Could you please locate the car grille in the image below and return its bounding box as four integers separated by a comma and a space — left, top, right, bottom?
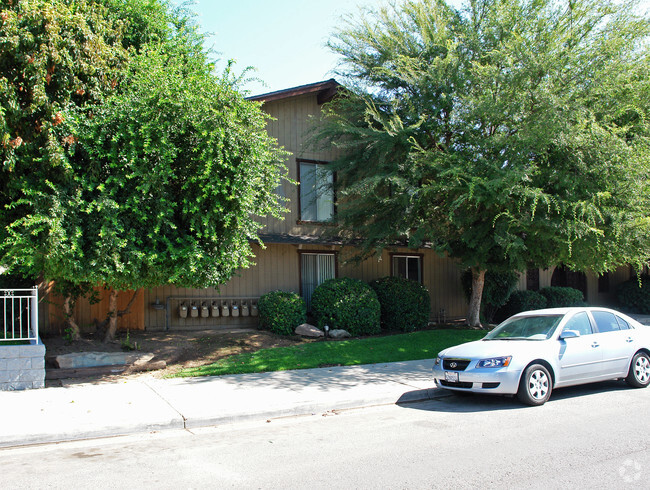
442, 358, 471, 371
440, 380, 473, 389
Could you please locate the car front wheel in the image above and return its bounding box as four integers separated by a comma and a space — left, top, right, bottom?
626, 351, 650, 388
517, 364, 552, 406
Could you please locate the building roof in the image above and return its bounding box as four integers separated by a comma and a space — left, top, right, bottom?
256, 233, 344, 246
247, 79, 340, 105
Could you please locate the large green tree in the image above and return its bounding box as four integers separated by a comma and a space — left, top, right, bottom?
316, 0, 650, 326
1, 0, 288, 340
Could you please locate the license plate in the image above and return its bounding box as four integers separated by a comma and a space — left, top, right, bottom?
445, 371, 459, 383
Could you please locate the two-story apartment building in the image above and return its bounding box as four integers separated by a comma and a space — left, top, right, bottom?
137, 79, 469, 330
44, 79, 634, 333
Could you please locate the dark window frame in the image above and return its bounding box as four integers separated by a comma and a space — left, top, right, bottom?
390, 253, 424, 283
526, 268, 540, 291
297, 158, 336, 224
298, 250, 338, 305
598, 272, 611, 294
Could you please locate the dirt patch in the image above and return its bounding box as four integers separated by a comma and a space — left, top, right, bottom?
42, 328, 312, 386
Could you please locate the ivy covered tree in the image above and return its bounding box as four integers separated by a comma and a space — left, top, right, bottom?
315, 0, 650, 326
1, 0, 288, 340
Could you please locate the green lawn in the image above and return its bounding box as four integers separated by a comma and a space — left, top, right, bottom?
171, 329, 485, 378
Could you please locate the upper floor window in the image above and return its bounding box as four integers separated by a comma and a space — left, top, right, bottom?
391, 254, 422, 283
299, 160, 334, 222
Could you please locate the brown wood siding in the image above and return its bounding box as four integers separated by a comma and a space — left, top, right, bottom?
330, 246, 468, 321
257, 93, 340, 237
47, 286, 144, 334
141, 244, 469, 331
144, 244, 300, 330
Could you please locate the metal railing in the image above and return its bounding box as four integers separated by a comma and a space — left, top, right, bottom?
1, 287, 39, 344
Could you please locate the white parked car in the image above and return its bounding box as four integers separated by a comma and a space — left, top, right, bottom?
432, 307, 650, 405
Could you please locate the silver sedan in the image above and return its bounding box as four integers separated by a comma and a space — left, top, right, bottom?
432, 307, 650, 405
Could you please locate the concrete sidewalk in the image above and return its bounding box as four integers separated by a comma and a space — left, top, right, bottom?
0, 359, 441, 449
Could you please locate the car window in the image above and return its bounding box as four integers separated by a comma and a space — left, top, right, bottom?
485, 315, 563, 340
591, 311, 620, 333
562, 311, 593, 336
615, 315, 630, 330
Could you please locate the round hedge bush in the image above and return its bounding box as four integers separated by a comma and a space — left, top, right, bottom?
370, 276, 430, 332
311, 277, 381, 336
616, 275, 650, 314
495, 290, 547, 323
539, 286, 584, 308
257, 290, 307, 335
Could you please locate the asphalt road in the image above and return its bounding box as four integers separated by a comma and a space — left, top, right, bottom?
3, 380, 649, 489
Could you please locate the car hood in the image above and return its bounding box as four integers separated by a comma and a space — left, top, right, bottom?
439, 339, 550, 359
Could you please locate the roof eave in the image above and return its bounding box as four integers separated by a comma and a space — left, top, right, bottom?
247, 79, 340, 105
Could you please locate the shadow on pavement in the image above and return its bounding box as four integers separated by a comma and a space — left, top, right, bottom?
397, 380, 630, 413
166, 361, 434, 393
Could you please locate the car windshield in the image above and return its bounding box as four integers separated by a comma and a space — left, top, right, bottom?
484, 315, 563, 341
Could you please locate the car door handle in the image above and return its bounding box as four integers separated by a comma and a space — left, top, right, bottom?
591, 342, 600, 348
626, 338, 634, 343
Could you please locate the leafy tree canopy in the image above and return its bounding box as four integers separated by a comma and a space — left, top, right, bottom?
315, 0, 650, 325
0, 0, 288, 338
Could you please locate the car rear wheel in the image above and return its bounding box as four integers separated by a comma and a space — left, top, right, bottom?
625, 352, 650, 388
517, 364, 552, 406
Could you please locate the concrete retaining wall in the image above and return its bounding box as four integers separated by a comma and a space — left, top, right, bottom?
0, 340, 46, 391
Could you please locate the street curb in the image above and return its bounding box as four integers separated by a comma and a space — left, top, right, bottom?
1, 360, 444, 449
182, 387, 447, 429
0, 418, 185, 449
0, 390, 441, 448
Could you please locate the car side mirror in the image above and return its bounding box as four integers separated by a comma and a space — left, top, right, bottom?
560, 330, 580, 339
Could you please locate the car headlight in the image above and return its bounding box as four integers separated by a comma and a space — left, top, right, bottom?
434, 357, 441, 366
476, 356, 512, 368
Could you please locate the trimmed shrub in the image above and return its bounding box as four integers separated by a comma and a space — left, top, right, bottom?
616, 275, 650, 314
311, 278, 381, 336
496, 290, 548, 322
257, 291, 307, 336
539, 286, 584, 308
461, 269, 519, 323
370, 276, 430, 332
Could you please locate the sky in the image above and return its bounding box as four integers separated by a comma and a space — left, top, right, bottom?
179, 0, 650, 97
177, 0, 391, 96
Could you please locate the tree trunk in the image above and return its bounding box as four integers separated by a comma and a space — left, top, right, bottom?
103, 288, 119, 343
467, 267, 486, 328
62, 294, 81, 341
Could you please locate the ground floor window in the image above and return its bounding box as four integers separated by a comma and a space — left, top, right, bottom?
551, 265, 587, 298
300, 252, 336, 310
391, 254, 422, 283
598, 271, 610, 293
526, 268, 540, 291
